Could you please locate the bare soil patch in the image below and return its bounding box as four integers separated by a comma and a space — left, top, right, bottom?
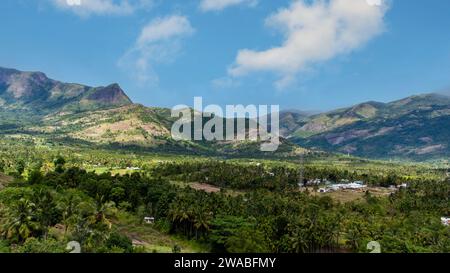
189, 183, 221, 193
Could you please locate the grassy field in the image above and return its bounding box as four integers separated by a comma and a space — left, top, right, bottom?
308, 187, 396, 203
113, 211, 209, 253
85, 167, 143, 176
169, 180, 245, 197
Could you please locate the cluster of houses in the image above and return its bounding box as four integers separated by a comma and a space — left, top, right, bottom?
304, 179, 325, 186
317, 181, 367, 193
299, 179, 368, 193
299, 178, 412, 194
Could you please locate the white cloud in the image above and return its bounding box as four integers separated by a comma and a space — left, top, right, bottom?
200, 0, 258, 12
229, 0, 389, 89
50, 0, 152, 16
118, 15, 195, 85
137, 15, 195, 45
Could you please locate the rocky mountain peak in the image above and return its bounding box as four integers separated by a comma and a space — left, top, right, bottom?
87, 83, 132, 105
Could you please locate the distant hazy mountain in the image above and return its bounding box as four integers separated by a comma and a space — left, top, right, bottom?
288, 94, 450, 159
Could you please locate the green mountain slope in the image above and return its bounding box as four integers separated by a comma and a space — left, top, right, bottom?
0, 67, 132, 117
0, 67, 302, 157
5, 66, 448, 159
290, 94, 450, 159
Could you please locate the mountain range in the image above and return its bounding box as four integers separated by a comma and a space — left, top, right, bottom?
283, 94, 450, 159
1, 66, 449, 160
0, 67, 302, 157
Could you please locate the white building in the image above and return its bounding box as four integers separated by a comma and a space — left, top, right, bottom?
329, 182, 367, 191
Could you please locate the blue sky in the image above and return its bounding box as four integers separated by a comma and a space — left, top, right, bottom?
1, 0, 450, 111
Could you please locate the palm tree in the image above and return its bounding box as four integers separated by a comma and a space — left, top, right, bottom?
1, 198, 40, 243
33, 188, 57, 238
193, 208, 212, 239
56, 191, 83, 236
92, 195, 114, 229
70, 196, 114, 252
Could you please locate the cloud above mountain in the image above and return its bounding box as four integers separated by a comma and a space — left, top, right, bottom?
118, 15, 195, 85
228, 0, 389, 89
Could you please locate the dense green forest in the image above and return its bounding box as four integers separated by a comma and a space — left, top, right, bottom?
0, 144, 448, 253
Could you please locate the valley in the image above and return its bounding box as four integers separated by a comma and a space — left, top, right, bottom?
0, 67, 449, 254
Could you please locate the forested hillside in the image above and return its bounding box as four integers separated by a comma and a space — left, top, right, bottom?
0, 158, 448, 253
